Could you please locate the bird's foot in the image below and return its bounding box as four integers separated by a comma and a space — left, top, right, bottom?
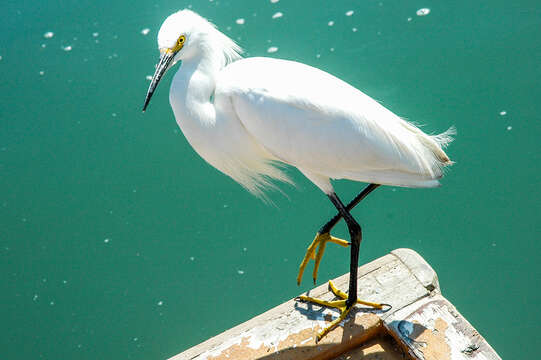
297, 232, 349, 285
296, 280, 387, 342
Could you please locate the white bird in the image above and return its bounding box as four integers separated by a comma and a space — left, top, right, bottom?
143, 9, 454, 341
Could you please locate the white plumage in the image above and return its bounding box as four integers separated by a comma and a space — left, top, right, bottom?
144, 9, 454, 198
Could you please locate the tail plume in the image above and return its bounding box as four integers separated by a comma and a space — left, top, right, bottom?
430, 126, 456, 164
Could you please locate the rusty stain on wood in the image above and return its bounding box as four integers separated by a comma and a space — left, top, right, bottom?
409, 318, 451, 360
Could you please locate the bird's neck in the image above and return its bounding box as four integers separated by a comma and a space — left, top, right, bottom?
169, 49, 233, 165
170, 53, 221, 129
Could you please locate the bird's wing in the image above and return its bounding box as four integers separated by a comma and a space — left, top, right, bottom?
216, 57, 449, 187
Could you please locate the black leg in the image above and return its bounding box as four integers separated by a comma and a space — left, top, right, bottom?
296, 183, 380, 286
327, 192, 363, 308
319, 183, 380, 235
295, 185, 389, 341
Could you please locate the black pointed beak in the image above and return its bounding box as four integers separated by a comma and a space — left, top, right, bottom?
142, 51, 176, 112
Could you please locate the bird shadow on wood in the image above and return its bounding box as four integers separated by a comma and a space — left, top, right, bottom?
242, 334, 405, 360
246, 346, 392, 360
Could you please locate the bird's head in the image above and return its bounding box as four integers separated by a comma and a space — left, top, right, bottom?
142, 9, 241, 112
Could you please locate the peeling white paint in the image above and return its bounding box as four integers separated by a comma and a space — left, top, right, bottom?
196, 310, 314, 358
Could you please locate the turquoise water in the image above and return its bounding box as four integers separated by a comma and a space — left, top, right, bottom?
2, 0, 540, 359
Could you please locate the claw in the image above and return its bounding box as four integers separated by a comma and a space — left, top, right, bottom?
312, 240, 327, 284
297, 233, 349, 285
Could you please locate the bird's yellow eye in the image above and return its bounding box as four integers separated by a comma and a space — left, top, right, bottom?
171, 35, 186, 52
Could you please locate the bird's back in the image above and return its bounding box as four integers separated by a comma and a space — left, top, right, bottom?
215, 57, 454, 189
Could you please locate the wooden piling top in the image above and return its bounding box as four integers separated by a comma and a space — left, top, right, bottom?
169, 248, 501, 360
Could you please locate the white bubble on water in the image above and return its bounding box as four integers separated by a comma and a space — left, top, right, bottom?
157, 300, 163, 306
62, 45, 72, 52
236, 18, 245, 25
141, 28, 150, 35
39, 71, 44, 76
33, 294, 39, 301
272, 12, 283, 19
43, 31, 54, 39
270, 0, 279, 3
267, 46, 278, 53
103, 238, 110, 243
499, 110, 507, 116
189, 256, 195, 261
237, 270, 245, 275
416, 8, 430, 16
407, 17, 413, 22
345, 10, 354, 16
328, 21, 334, 26
506, 126, 512, 131
92, 32, 99, 37
352, 27, 358, 32
146, 75, 152, 81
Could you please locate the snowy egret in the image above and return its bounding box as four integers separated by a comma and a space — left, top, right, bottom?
142, 9, 454, 341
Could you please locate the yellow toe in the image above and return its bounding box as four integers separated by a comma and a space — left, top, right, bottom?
297, 233, 349, 285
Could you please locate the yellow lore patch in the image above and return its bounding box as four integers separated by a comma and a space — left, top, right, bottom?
160, 35, 185, 54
